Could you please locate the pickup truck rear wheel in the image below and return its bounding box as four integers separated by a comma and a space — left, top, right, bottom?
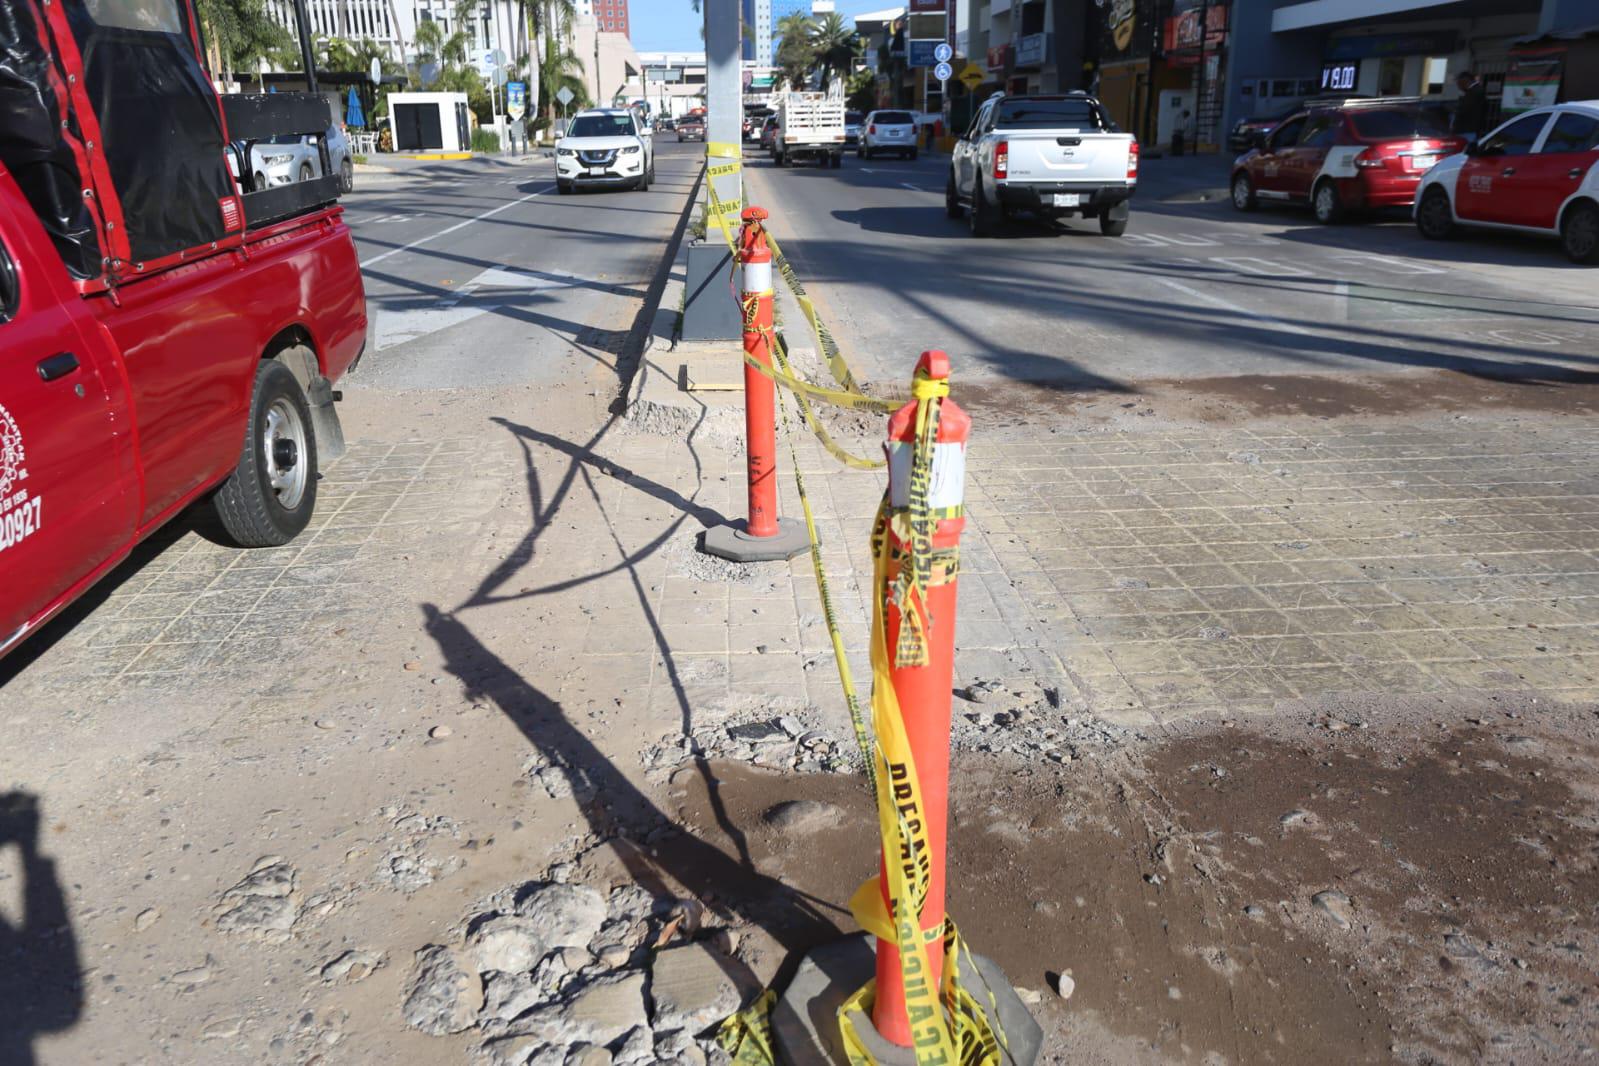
1099, 213, 1129, 237
945, 171, 963, 219
213, 360, 318, 547
968, 183, 997, 237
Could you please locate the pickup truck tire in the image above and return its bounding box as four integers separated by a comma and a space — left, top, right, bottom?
968, 183, 997, 237
1231, 173, 1257, 211
213, 360, 318, 548
945, 172, 963, 219
830, 153, 843, 169
1098, 214, 1129, 237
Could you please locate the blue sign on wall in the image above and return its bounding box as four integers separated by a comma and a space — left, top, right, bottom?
908, 39, 943, 68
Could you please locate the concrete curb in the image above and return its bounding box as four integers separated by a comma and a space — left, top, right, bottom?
624, 167, 745, 444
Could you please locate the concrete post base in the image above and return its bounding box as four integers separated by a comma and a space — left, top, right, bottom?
701, 518, 809, 563
770, 934, 1043, 1066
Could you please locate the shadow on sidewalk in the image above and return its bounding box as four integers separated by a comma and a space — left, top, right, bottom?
0, 792, 82, 1066
425, 401, 862, 1000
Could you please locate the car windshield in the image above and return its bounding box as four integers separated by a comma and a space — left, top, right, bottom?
995, 98, 1104, 130
569, 114, 634, 137
1349, 108, 1452, 139
876, 111, 913, 124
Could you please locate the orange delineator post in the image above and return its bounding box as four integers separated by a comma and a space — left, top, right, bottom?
872, 350, 970, 1046
739, 206, 779, 539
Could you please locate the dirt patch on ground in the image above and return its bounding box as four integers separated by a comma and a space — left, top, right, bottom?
666, 706, 1599, 1064
948, 371, 1599, 431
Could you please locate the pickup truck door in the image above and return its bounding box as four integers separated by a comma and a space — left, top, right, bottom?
0, 218, 134, 647
956, 103, 992, 198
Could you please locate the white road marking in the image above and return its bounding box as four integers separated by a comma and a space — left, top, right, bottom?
1160, 232, 1222, 246
1153, 276, 1315, 336
1209, 256, 1314, 277
900, 182, 938, 193
373, 265, 593, 350
359, 184, 555, 268
1327, 253, 1447, 275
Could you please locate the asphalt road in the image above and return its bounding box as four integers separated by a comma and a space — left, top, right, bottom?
741, 148, 1599, 396
340, 139, 701, 391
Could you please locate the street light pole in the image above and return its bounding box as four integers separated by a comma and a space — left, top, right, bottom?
705, 0, 741, 240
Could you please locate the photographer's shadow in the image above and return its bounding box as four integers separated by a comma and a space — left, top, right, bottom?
0, 792, 81, 1066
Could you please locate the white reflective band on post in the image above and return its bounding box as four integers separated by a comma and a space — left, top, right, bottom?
886, 440, 966, 510
743, 259, 773, 294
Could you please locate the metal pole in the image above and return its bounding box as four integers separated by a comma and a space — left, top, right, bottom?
1196, 0, 1209, 155
289, 0, 319, 93
705, 0, 742, 240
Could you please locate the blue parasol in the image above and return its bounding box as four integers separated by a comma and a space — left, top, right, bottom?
345, 86, 365, 129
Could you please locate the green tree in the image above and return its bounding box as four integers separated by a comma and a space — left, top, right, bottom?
845, 67, 876, 112
195, 0, 291, 83
807, 12, 861, 93
772, 12, 815, 91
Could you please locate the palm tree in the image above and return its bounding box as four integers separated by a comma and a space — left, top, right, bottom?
807, 12, 861, 94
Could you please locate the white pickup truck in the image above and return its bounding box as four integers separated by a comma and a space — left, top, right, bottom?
774, 93, 846, 169
947, 92, 1138, 237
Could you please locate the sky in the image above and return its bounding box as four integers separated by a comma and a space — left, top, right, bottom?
629, 0, 893, 54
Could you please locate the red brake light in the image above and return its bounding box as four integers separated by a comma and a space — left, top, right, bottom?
994, 140, 1008, 180
1355, 147, 1384, 168
1128, 139, 1139, 179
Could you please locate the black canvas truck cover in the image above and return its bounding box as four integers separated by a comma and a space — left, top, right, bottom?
1, 0, 237, 281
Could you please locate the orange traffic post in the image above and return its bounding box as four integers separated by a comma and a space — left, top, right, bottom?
872, 349, 969, 1046
702, 205, 808, 563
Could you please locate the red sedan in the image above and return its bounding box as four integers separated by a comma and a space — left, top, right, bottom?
1231, 100, 1465, 224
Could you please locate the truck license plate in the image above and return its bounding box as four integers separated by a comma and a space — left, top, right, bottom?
1052, 193, 1081, 207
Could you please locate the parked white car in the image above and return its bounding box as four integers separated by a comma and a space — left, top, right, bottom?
242, 125, 353, 191
249, 133, 320, 188
948, 92, 1138, 238
555, 108, 655, 193
859, 109, 918, 160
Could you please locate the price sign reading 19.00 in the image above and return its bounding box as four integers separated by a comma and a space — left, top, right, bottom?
1321, 62, 1357, 93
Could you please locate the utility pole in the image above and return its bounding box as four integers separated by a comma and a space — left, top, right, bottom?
704, 0, 741, 239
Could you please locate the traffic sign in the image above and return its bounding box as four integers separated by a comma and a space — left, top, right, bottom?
933, 60, 953, 83
556, 86, 574, 106
933, 42, 953, 64
957, 62, 984, 90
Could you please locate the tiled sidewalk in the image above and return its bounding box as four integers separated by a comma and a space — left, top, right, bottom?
591, 415, 1599, 735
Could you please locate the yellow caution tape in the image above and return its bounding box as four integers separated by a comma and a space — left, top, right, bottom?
707, 172, 1009, 1066
707, 141, 742, 160
716, 990, 778, 1064
837, 368, 1005, 1066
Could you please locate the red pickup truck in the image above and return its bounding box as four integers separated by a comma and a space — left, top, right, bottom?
0, 0, 367, 658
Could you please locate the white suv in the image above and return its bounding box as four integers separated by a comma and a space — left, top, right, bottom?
859, 109, 917, 160
556, 108, 655, 193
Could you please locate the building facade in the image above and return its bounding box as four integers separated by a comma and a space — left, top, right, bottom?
964, 0, 1597, 154
743, 0, 774, 64
263, 0, 530, 83
593, 0, 630, 36
626, 51, 710, 119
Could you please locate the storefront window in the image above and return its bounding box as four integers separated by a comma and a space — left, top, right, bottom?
1377, 58, 1404, 97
